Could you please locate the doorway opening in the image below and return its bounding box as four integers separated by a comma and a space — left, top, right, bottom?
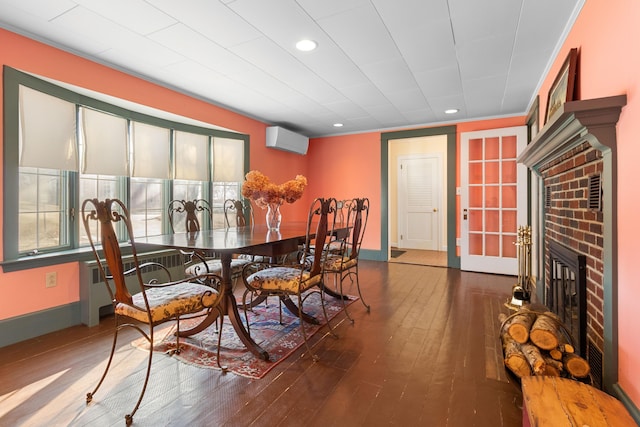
382, 126, 458, 268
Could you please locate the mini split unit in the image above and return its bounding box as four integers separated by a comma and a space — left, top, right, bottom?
265, 126, 309, 155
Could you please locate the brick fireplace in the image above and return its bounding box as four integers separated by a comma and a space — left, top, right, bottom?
518, 95, 625, 391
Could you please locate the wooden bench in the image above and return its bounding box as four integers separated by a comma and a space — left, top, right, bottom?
522, 376, 636, 426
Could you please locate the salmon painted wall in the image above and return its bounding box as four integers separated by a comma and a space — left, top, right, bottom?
306, 132, 381, 250
0, 29, 309, 320
541, 0, 640, 408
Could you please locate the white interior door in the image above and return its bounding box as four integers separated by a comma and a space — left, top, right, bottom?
460, 126, 527, 274
398, 156, 441, 250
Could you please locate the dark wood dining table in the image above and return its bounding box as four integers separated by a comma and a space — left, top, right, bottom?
139, 222, 342, 361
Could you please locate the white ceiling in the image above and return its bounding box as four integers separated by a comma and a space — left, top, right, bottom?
0, 0, 583, 137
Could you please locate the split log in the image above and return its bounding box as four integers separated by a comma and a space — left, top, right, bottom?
559, 343, 575, 354
501, 307, 537, 344
521, 343, 546, 375
501, 332, 531, 378
542, 356, 564, 376
529, 313, 563, 350
563, 353, 591, 378
549, 348, 563, 361
550, 342, 575, 361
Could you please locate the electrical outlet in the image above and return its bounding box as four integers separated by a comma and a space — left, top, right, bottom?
45, 272, 57, 288
456, 238, 461, 246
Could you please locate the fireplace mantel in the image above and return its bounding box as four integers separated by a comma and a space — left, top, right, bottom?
518, 95, 626, 170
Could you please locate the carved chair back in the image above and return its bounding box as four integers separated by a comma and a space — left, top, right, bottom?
223, 199, 254, 228
81, 198, 141, 306
168, 199, 212, 233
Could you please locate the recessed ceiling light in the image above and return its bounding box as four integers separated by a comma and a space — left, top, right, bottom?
444, 108, 459, 114
333, 123, 343, 127
296, 39, 317, 52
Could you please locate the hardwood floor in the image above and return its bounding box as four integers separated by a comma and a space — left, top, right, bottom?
0, 261, 523, 426
389, 248, 448, 267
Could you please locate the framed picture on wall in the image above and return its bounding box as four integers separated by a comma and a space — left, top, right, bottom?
545, 48, 578, 124
526, 95, 540, 142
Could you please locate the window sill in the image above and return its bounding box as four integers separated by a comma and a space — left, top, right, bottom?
0, 244, 170, 273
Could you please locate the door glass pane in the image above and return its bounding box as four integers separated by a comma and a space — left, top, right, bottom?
502, 135, 517, 158
469, 186, 483, 208
502, 185, 517, 209
486, 234, 500, 256
486, 186, 500, 208
485, 162, 499, 184
502, 160, 517, 183
502, 235, 517, 258
469, 163, 483, 185
469, 138, 483, 161
485, 210, 499, 232
502, 210, 517, 233
485, 137, 500, 160
469, 210, 483, 232
469, 233, 483, 255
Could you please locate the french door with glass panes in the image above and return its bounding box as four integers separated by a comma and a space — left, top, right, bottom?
460, 126, 527, 274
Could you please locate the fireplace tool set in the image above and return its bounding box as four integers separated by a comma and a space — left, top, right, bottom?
507, 225, 532, 309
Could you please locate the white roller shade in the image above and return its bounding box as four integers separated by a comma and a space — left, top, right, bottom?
81, 107, 129, 176
213, 137, 244, 182
175, 131, 209, 181
19, 85, 77, 170
131, 121, 171, 179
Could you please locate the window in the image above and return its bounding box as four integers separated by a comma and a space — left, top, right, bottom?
3, 67, 248, 269
18, 167, 69, 254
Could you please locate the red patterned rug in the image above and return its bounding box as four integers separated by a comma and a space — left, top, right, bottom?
133, 292, 357, 379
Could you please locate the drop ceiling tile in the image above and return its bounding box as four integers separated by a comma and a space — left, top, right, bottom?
0, 0, 76, 21
147, 0, 262, 48
74, 0, 176, 35
317, 4, 402, 66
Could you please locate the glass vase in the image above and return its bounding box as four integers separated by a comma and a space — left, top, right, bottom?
266, 203, 282, 231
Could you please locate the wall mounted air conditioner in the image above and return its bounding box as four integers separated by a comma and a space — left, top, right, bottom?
266, 126, 309, 155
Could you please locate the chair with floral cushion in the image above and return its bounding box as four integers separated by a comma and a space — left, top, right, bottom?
322, 197, 371, 322
168, 199, 247, 280
241, 197, 337, 361
82, 198, 226, 426
223, 198, 253, 227
168, 199, 221, 276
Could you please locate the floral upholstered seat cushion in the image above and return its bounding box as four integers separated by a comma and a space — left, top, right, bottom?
115, 282, 219, 323
185, 258, 249, 277
245, 266, 321, 293
323, 254, 357, 272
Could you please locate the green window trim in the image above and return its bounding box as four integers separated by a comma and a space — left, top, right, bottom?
2, 66, 250, 272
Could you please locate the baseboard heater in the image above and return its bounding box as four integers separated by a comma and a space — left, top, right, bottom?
79, 250, 185, 326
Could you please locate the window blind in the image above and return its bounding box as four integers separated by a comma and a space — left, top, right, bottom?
175, 131, 209, 181
131, 121, 171, 179
81, 107, 129, 176
19, 85, 78, 171
213, 137, 244, 182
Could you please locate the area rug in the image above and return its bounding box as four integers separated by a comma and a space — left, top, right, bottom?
133, 293, 357, 379
390, 249, 406, 258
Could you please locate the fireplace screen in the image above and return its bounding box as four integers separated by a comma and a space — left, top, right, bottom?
547, 241, 587, 356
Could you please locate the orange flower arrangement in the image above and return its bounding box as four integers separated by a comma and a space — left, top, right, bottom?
241, 170, 307, 208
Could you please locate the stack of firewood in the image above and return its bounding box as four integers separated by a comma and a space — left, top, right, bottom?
499, 307, 591, 380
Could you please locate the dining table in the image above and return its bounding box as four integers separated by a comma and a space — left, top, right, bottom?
138, 222, 347, 361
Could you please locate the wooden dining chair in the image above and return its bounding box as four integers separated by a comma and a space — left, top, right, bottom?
322, 197, 371, 322
82, 198, 226, 425
241, 197, 338, 361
